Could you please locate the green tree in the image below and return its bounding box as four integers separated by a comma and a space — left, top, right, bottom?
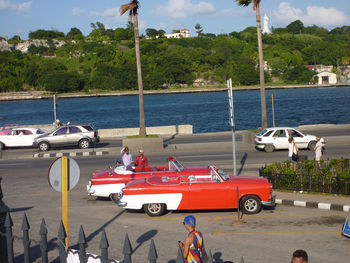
286, 20, 304, 34
235, 0, 267, 129
120, 0, 146, 136
29, 29, 65, 39
66, 27, 84, 40
195, 24, 203, 36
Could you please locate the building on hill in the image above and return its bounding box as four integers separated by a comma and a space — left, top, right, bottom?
164, 29, 190, 38
316, 71, 337, 84
262, 14, 270, 34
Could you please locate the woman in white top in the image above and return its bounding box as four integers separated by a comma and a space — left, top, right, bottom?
314, 136, 323, 168
288, 137, 298, 170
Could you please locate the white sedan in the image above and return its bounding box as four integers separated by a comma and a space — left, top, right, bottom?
0, 127, 46, 149
254, 127, 318, 152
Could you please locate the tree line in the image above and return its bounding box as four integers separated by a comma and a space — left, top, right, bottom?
1, 20, 349, 93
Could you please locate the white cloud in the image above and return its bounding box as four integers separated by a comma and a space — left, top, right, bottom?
156, 0, 216, 18
72, 6, 125, 22
72, 7, 85, 16
0, 0, 31, 13
272, 2, 350, 28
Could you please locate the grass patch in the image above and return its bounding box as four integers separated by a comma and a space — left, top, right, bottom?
126, 134, 159, 138
248, 128, 262, 133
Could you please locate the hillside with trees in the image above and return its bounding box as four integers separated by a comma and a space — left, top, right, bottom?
1, 21, 350, 93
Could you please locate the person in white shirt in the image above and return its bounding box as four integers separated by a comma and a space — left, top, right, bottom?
314, 136, 324, 168
120, 146, 133, 170
288, 137, 298, 170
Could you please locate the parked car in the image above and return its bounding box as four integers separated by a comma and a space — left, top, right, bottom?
33, 124, 99, 151
254, 127, 318, 152
0, 127, 46, 149
87, 157, 210, 200
117, 166, 275, 216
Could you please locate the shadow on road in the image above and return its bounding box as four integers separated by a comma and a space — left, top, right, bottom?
238, 153, 248, 176
132, 229, 158, 254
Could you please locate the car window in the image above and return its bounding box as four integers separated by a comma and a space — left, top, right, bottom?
23, 130, 33, 135
263, 130, 274, 137
82, 125, 93, 131
257, 129, 267, 136
289, 129, 303, 137
55, 127, 68, 135
36, 129, 45, 134
69, 126, 82, 134
273, 130, 286, 137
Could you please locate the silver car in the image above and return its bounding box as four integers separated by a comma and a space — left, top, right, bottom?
33, 124, 99, 151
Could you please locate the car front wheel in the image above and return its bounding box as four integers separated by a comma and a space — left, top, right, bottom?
79, 139, 90, 149
143, 203, 166, 217
240, 195, 261, 214
38, 142, 49, 151
308, 141, 316, 151
264, 144, 275, 153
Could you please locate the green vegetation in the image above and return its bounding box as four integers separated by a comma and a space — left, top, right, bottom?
1, 21, 350, 93
263, 159, 350, 194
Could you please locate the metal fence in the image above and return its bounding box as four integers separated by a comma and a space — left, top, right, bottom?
0, 212, 246, 263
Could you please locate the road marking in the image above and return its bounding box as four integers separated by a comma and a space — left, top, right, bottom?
215, 230, 341, 235
319, 203, 331, 210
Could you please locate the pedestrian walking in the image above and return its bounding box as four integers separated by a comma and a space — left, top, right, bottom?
135, 149, 148, 168
178, 215, 207, 263
120, 146, 133, 170
291, 249, 308, 263
314, 136, 323, 169
288, 137, 299, 170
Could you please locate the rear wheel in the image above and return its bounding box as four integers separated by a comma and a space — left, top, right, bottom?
79, 139, 90, 149
0, 142, 4, 150
264, 144, 274, 153
38, 142, 49, 151
110, 193, 119, 204
240, 195, 261, 214
308, 141, 316, 151
143, 203, 166, 217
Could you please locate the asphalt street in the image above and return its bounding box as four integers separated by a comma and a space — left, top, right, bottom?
1, 124, 350, 262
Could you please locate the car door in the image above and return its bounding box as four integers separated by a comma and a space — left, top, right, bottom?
288, 129, 307, 148
188, 175, 231, 209
271, 129, 289, 149
68, 126, 83, 145
50, 127, 68, 145
18, 129, 35, 146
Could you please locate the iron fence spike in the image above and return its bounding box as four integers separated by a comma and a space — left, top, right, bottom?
147, 239, 158, 262
100, 229, 109, 249
78, 225, 87, 244
4, 211, 13, 227
208, 249, 213, 263
40, 218, 47, 235
21, 213, 30, 231
58, 220, 67, 239
176, 246, 185, 263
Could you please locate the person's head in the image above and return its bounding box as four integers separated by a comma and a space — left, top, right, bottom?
288, 136, 294, 143
116, 159, 121, 166
183, 215, 196, 231
316, 136, 321, 141
124, 146, 129, 154
291, 249, 308, 263
138, 149, 144, 156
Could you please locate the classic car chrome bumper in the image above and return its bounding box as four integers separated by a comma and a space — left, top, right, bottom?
117, 192, 126, 207
118, 201, 127, 207
262, 194, 276, 207
86, 181, 95, 195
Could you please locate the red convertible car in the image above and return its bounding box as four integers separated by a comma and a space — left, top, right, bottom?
87, 157, 210, 200
118, 166, 275, 216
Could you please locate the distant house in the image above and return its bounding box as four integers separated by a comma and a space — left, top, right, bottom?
317, 71, 337, 85
164, 29, 190, 39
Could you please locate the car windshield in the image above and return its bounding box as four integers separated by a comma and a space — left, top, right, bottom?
36, 129, 45, 134
256, 129, 268, 136
169, 159, 185, 172
212, 167, 229, 181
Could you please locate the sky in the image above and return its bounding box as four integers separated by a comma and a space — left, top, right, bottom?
1, 0, 350, 40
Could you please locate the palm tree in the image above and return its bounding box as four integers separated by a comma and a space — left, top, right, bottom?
235, 0, 267, 129
120, 0, 147, 136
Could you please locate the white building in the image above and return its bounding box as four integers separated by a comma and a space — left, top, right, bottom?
262, 14, 270, 34
164, 29, 190, 39
317, 71, 337, 85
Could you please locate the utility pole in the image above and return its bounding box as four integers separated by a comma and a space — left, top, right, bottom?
227, 78, 237, 176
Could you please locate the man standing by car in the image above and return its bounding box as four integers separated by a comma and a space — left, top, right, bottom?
314, 136, 324, 169
135, 149, 148, 168
120, 146, 133, 170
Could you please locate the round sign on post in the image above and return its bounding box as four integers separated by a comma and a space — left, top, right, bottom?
48, 157, 80, 192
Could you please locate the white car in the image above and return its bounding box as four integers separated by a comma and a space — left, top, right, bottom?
254, 127, 317, 152
0, 127, 46, 149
